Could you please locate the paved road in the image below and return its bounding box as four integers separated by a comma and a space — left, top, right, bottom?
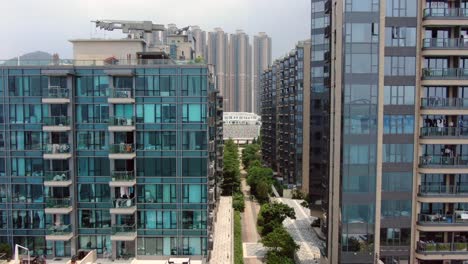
211, 196, 233, 264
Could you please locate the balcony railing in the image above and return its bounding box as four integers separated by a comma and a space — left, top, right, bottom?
45, 87, 69, 98
419, 184, 468, 195
43, 116, 70, 126
111, 171, 135, 181
420, 155, 468, 167
421, 97, 468, 108
422, 68, 468, 79
45, 197, 71, 208
46, 224, 72, 235
108, 117, 135, 126
423, 8, 468, 18
420, 127, 468, 137
109, 88, 132, 98
44, 170, 70, 182
423, 38, 468, 49
112, 224, 136, 234
109, 144, 134, 154
417, 241, 468, 253
112, 197, 135, 209
419, 212, 468, 224
44, 144, 70, 154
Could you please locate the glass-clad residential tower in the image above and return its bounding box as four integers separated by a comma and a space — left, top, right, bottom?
0, 60, 223, 261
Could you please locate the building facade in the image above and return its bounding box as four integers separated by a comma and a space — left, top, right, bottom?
260, 41, 311, 188
0, 59, 223, 261
207, 28, 230, 111
253, 33, 272, 114
229, 30, 252, 113
191, 26, 207, 60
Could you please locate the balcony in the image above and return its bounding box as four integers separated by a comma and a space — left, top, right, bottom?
43, 170, 72, 187
416, 241, 468, 260
109, 171, 136, 187
45, 224, 73, 241
45, 198, 72, 214
422, 68, 468, 79
421, 97, 468, 110
418, 212, 468, 231
43, 144, 71, 160
42, 87, 70, 104
110, 224, 137, 241
109, 197, 136, 214
109, 144, 135, 159
419, 184, 468, 197
108, 117, 135, 132
420, 127, 468, 140
420, 155, 468, 167
423, 8, 468, 18
108, 88, 134, 104
42, 116, 71, 131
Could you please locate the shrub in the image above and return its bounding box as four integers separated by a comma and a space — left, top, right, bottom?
265, 251, 295, 264
234, 211, 244, 264
232, 193, 245, 212
261, 226, 299, 258
0, 243, 12, 260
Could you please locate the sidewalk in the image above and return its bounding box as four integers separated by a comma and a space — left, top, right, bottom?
211, 196, 234, 264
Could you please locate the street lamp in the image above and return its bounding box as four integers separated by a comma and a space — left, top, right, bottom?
14, 244, 30, 264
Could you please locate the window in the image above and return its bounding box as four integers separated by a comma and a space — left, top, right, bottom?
78, 184, 110, 202
182, 131, 207, 150
12, 184, 43, 202
343, 144, 376, 164
11, 158, 43, 177
385, 27, 417, 47
77, 131, 108, 150
381, 200, 411, 217
182, 185, 207, 203
79, 235, 111, 254
10, 131, 43, 150
182, 211, 207, 229
382, 172, 412, 192
383, 115, 414, 134
136, 104, 176, 123
11, 210, 45, 229
386, 0, 417, 17
9, 104, 45, 124
137, 237, 164, 255
345, 0, 379, 12
137, 184, 176, 203
76, 76, 108, 96
383, 144, 414, 163
136, 131, 176, 150
384, 56, 416, 76
8, 76, 46, 96
136, 158, 176, 177
345, 23, 379, 43
77, 158, 110, 176
182, 104, 207, 123
182, 75, 207, 96
138, 211, 177, 229
384, 86, 415, 105
380, 228, 411, 246
76, 104, 109, 123
78, 209, 111, 228
182, 158, 207, 177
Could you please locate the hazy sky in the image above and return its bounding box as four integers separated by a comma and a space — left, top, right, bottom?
0, 0, 310, 60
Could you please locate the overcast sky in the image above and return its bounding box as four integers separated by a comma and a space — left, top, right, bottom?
0, 0, 310, 60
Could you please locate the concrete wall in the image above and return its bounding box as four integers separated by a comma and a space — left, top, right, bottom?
71, 40, 146, 61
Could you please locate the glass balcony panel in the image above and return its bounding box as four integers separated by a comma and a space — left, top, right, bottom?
111, 171, 134, 181
109, 144, 134, 154
109, 117, 135, 126
44, 144, 70, 154
420, 155, 468, 166
417, 241, 468, 252
112, 197, 135, 209
423, 8, 468, 17
45, 197, 71, 208
43, 116, 70, 126
112, 224, 136, 234
109, 88, 132, 98
420, 127, 468, 137
47, 224, 72, 235
46, 87, 69, 98
44, 170, 70, 181
419, 184, 468, 195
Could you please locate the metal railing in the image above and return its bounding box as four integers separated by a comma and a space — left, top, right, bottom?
417, 241, 468, 252
422, 68, 468, 79
45, 197, 71, 208
420, 155, 468, 166
109, 88, 133, 98
0, 58, 206, 66
421, 97, 468, 108
44, 170, 70, 181
42, 116, 70, 126
418, 213, 468, 224
45, 86, 69, 98
108, 116, 135, 126
109, 144, 134, 154
111, 224, 136, 234
420, 127, 468, 137
44, 143, 70, 154
423, 8, 468, 18
423, 38, 468, 49
112, 197, 135, 208
111, 171, 135, 181
419, 184, 468, 195
46, 224, 72, 235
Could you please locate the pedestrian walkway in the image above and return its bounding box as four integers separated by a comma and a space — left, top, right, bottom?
273, 196, 321, 264
211, 196, 233, 264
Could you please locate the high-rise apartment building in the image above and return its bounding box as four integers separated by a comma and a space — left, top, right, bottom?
207, 28, 230, 111
191, 26, 207, 60
261, 41, 311, 188
229, 30, 252, 112
0, 24, 223, 262
253, 33, 272, 114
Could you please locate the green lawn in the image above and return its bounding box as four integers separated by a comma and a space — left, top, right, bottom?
234, 210, 244, 264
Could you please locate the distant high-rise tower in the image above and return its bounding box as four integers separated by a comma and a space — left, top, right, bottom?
191, 26, 207, 60
229, 30, 252, 112
253, 32, 272, 114
208, 28, 230, 110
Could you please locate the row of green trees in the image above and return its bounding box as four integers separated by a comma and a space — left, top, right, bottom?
221, 139, 241, 196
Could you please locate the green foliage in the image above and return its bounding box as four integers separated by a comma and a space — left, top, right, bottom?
256, 180, 271, 204
222, 139, 241, 195
234, 211, 244, 264
194, 56, 205, 63
265, 251, 295, 264
272, 179, 283, 197
257, 202, 296, 236
300, 200, 309, 208
291, 189, 306, 200
261, 226, 299, 259
242, 143, 261, 169
232, 193, 245, 212
0, 243, 12, 260
247, 165, 274, 203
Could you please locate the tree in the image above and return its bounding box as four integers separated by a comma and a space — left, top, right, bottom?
261, 226, 299, 258
258, 202, 296, 236
222, 139, 241, 195
264, 251, 295, 264
242, 143, 261, 169
256, 180, 270, 204
0, 243, 12, 260
232, 193, 245, 212
247, 165, 273, 200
